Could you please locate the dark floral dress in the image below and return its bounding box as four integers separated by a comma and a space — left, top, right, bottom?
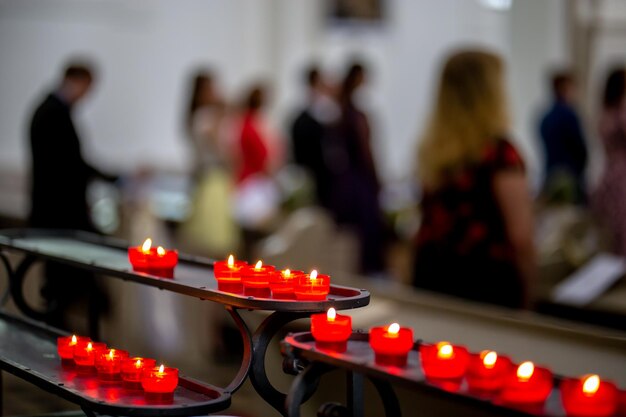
413, 138, 526, 308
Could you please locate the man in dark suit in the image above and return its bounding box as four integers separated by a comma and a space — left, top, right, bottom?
30, 62, 116, 230
28, 61, 114, 335
291, 67, 338, 208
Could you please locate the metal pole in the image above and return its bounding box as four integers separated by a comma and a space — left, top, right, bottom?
0, 369, 4, 417
346, 372, 364, 417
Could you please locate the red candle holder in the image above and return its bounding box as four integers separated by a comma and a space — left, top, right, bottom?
500, 361, 553, 404
213, 255, 247, 293
369, 323, 414, 367
561, 374, 618, 417
95, 349, 129, 381
311, 308, 352, 352
270, 269, 303, 299
294, 270, 330, 301
141, 365, 179, 394
73, 341, 107, 368
467, 350, 513, 391
128, 238, 178, 278
420, 341, 470, 380
241, 261, 275, 298
57, 335, 90, 362
122, 357, 156, 389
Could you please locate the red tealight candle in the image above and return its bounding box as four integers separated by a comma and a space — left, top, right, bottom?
311, 308, 352, 352
467, 350, 513, 391
294, 270, 330, 301
57, 335, 90, 362
141, 364, 179, 394
561, 374, 618, 417
420, 341, 470, 380
122, 357, 157, 388
500, 361, 553, 404
369, 323, 414, 367
128, 238, 178, 278
73, 341, 107, 368
270, 269, 303, 299
241, 260, 275, 298
95, 348, 129, 381
213, 255, 247, 293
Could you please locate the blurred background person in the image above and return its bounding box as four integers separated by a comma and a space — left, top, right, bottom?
326, 61, 386, 277
185, 70, 226, 182
413, 50, 535, 309
291, 65, 339, 208
29, 61, 117, 231
232, 84, 284, 256
28, 60, 115, 335
180, 69, 238, 257
235, 85, 280, 184
592, 67, 626, 256
538, 71, 588, 205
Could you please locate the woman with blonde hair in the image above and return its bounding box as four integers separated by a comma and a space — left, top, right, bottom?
413, 50, 535, 308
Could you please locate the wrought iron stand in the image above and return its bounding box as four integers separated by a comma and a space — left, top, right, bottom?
0, 229, 370, 416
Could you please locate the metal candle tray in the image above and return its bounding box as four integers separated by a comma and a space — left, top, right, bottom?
0, 228, 370, 313
0, 311, 230, 416
281, 332, 626, 417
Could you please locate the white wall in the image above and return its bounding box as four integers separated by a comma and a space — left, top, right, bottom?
0, 0, 569, 216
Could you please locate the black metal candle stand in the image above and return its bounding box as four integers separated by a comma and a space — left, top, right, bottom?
281, 332, 625, 417
0, 311, 230, 416
0, 229, 370, 416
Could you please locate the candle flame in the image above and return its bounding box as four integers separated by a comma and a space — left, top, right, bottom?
157, 246, 165, 256
109, 349, 114, 359
517, 361, 534, 381
310, 270, 318, 280
436, 342, 454, 359
283, 269, 291, 278
158, 364, 165, 373
387, 323, 400, 335
135, 359, 142, 368
87, 342, 93, 351
255, 260, 263, 270
141, 238, 152, 253
228, 254, 234, 267
71, 335, 77, 344
481, 350, 497, 369
582, 374, 600, 395
327, 308, 336, 321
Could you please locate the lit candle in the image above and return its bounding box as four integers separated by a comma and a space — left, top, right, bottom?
311, 308, 353, 352
369, 323, 414, 367
419, 341, 470, 380
73, 341, 107, 368
270, 268, 303, 299
561, 374, 618, 417
128, 238, 178, 277
141, 364, 179, 394
467, 350, 513, 391
213, 255, 248, 293
500, 361, 553, 404
294, 270, 331, 301
95, 348, 129, 381
57, 335, 90, 362
122, 357, 157, 388
241, 260, 275, 298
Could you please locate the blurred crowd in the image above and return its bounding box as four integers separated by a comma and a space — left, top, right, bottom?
26, 50, 626, 328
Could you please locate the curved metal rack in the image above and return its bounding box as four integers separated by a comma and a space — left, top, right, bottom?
281, 332, 579, 417
0, 311, 231, 416
0, 228, 371, 416
0, 229, 369, 313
